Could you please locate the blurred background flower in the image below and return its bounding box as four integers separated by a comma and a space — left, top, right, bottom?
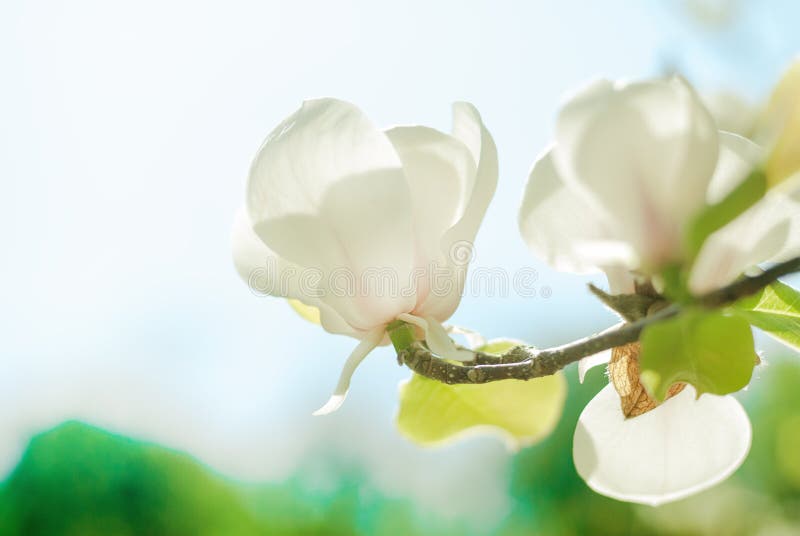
2, 0, 800, 534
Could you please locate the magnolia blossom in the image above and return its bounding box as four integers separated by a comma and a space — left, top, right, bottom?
232, 98, 497, 414
517, 76, 799, 505
519, 76, 800, 294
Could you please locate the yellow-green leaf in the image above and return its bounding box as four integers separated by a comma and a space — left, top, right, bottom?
396, 339, 566, 449
287, 299, 321, 325
734, 280, 800, 351
640, 310, 757, 401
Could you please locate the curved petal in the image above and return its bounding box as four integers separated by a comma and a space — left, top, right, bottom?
554, 77, 719, 270
706, 132, 763, 204
416, 103, 499, 321
232, 208, 298, 297
232, 209, 362, 338
702, 91, 758, 138
397, 313, 474, 362
519, 149, 635, 273
578, 349, 612, 384
247, 98, 405, 220
384, 126, 474, 258
688, 134, 800, 293
247, 99, 417, 329
573, 384, 751, 506
689, 192, 798, 294
384, 125, 475, 310
445, 324, 487, 350
446, 102, 499, 243
313, 327, 385, 416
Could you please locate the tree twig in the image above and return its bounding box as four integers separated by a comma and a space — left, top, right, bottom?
398, 256, 800, 384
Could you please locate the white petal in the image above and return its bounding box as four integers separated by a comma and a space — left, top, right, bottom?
446, 102, 499, 243
385, 126, 475, 260
578, 349, 612, 384
416, 103, 499, 321
519, 149, 634, 273
232, 208, 299, 298
445, 324, 487, 350
248, 98, 405, 221
397, 313, 474, 362
573, 384, 751, 506
702, 92, 758, 138
706, 132, 763, 204
689, 192, 799, 294
603, 267, 636, 295
313, 327, 385, 416
246, 99, 417, 329
384, 126, 475, 314
231, 209, 361, 338
554, 77, 719, 270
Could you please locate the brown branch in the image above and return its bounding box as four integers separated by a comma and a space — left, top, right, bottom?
398, 256, 800, 385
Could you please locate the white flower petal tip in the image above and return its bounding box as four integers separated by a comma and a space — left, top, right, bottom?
578, 349, 612, 384
445, 324, 486, 350
312, 328, 384, 416
397, 314, 474, 361
573, 384, 751, 506
312, 394, 347, 417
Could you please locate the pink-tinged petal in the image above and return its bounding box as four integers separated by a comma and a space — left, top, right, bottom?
554, 77, 719, 270
603, 267, 636, 295
574, 384, 751, 506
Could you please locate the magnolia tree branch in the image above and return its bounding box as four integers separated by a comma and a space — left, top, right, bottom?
398, 256, 800, 385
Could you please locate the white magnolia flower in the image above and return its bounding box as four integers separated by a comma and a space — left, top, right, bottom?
573, 381, 751, 506
232, 98, 497, 414
516, 76, 794, 505
572, 266, 753, 505
519, 76, 800, 295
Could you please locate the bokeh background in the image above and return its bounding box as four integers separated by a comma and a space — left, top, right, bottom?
3, 0, 800, 534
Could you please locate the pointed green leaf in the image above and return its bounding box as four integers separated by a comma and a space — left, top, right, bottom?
640, 310, 757, 401
734, 281, 800, 351
396, 340, 566, 449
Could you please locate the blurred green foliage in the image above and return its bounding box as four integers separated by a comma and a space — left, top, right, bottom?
3, 358, 800, 535
0, 422, 462, 536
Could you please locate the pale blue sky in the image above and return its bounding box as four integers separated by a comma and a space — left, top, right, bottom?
2, 0, 799, 524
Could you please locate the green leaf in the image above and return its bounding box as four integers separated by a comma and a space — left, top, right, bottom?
686, 169, 766, 261
639, 310, 757, 401
396, 340, 566, 449
734, 281, 800, 351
